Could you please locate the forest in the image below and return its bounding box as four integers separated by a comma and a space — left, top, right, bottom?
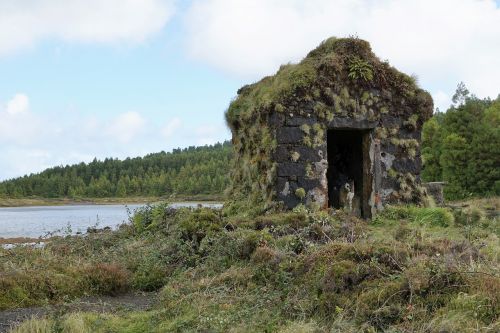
421, 84, 499, 200
0, 142, 232, 198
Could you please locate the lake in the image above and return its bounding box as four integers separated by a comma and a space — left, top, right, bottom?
0, 202, 222, 239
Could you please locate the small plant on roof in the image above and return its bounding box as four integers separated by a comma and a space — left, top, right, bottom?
348, 56, 373, 82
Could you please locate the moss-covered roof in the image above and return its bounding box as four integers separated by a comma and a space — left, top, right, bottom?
226, 37, 433, 130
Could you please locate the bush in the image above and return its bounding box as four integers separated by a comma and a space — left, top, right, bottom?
177, 208, 223, 243
132, 254, 167, 291
453, 206, 485, 226
81, 263, 130, 296
0, 278, 28, 310
132, 202, 172, 233
377, 206, 454, 227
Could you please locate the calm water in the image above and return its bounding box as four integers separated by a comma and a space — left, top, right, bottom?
0, 202, 222, 239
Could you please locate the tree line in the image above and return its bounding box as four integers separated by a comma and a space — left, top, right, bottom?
0, 142, 232, 198
421, 83, 499, 200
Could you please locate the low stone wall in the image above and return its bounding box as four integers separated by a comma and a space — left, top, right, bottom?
422, 182, 446, 205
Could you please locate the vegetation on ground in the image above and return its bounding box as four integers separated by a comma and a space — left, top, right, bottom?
422, 84, 499, 200
0, 142, 231, 199
2, 199, 498, 332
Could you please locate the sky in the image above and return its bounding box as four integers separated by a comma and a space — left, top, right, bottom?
0, 0, 499, 181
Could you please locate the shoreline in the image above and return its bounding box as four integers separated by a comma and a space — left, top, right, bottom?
0, 195, 224, 208
0, 236, 43, 245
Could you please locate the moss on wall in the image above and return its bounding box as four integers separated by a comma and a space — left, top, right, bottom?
225, 37, 433, 210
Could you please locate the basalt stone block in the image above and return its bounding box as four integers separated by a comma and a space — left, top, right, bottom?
382, 143, 399, 155
380, 115, 402, 128
393, 158, 419, 174
414, 155, 422, 169
269, 113, 284, 127
277, 181, 301, 208
397, 128, 420, 140
277, 127, 303, 144
298, 177, 320, 190
329, 117, 377, 129
411, 131, 421, 141
277, 162, 306, 177
276, 177, 289, 195
282, 195, 301, 209
296, 146, 322, 162
286, 116, 317, 126
381, 177, 398, 189
273, 145, 290, 162
278, 194, 301, 209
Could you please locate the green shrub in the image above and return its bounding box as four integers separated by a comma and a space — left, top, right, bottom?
377, 206, 454, 227
132, 202, 171, 233
410, 207, 454, 227
0, 279, 28, 310
177, 208, 223, 243
453, 206, 485, 226
132, 253, 167, 291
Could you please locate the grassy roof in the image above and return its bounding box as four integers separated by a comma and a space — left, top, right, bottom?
226, 37, 433, 130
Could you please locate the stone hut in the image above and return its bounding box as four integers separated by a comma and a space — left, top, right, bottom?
226, 38, 433, 218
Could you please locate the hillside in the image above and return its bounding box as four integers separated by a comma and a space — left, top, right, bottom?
0, 142, 232, 200
2, 200, 499, 332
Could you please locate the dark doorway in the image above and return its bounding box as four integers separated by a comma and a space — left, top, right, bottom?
327, 129, 372, 218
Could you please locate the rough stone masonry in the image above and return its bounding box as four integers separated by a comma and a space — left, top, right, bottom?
226, 37, 433, 218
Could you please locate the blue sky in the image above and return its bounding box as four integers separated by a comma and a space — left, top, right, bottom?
0, 0, 499, 180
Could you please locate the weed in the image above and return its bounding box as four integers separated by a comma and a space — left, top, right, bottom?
348, 56, 374, 82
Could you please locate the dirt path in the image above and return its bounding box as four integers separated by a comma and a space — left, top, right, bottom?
0, 292, 158, 333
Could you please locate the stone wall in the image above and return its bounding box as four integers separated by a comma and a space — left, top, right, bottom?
272, 108, 425, 215
422, 182, 446, 205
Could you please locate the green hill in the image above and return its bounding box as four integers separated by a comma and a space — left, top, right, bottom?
0, 142, 232, 199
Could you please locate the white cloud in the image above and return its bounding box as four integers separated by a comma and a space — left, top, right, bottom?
6, 93, 29, 114
195, 124, 227, 146
0, 148, 52, 180
106, 111, 146, 143
0, 93, 45, 145
432, 90, 452, 113
0, 0, 176, 56
161, 117, 182, 139
184, 0, 500, 101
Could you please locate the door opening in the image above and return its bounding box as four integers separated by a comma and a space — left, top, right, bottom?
327, 129, 372, 218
